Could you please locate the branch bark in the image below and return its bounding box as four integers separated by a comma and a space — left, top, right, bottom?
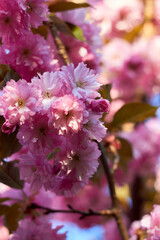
98, 142, 129, 240
47, 16, 70, 65
30, 203, 117, 220
47, 16, 129, 239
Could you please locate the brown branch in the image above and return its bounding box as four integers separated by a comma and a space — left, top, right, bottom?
47, 14, 128, 239
47, 16, 70, 65
30, 203, 117, 220
98, 142, 129, 240
111, 155, 120, 175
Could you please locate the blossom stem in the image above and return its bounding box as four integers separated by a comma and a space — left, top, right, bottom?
47, 16, 128, 239
47, 16, 70, 65
98, 142, 129, 240
30, 203, 117, 219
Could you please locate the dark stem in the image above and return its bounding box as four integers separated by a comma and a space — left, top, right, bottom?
98, 142, 129, 240
47, 16, 128, 239
47, 16, 70, 65
130, 176, 143, 222
30, 203, 117, 219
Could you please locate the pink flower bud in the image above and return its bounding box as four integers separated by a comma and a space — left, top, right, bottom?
90, 99, 110, 113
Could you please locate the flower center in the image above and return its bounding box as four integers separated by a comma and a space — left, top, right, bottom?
22, 49, 30, 56
18, 101, 23, 107
39, 127, 46, 136
76, 81, 84, 88
4, 17, 11, 24
44, 91, 51, 98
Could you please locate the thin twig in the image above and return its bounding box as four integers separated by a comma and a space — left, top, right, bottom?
47, 16, 129, 239
98, 142, 129, 240
30, 203, 117, 220
47, 16, 70, 65
111, 156, 120, 175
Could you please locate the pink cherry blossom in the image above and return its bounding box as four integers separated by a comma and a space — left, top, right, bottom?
9, 218, 66, 240
18, 0, 48, 28
60, 62, 101, 100
49, 94, 84, 135
17, 114, 61, 151
31, 71, 68, 112
84, 111, 106, 142
90, 99, 110, 113
6, 32, 55, 81
0, 79, 38, 126
0, 0, 29, 44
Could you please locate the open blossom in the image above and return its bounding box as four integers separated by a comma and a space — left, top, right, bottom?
17, 114, 61, 151
0, 79, 38, 127
60, 62, 101, 100
84, 111, 106, 142
9, 218, 66, 240
6, 32, 55, 81
49, 94, 84, 135
0, 0, 28, 44
59, 139, 100, 183
31, 71, 68, 112
129, 205, 160, 240
18, 0, 48, 28
17, 150, 56, 192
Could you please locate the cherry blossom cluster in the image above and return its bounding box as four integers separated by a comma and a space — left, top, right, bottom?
9, 218, 66, 240
115, 119, 160, 185
89, 0, 144, 39
130, 205, 160, 240
0, 0, 56, 81
0, 62, 110, 196
101, 37, 160, 101
0, 0, 102, 84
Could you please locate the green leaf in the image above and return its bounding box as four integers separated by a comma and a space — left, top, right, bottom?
110, 102, 157, 129
4, 204, 22, 233
47, 147, 60, 160
31, 25, 48, 39
117, 137, 133, 171
51, 15, 73, 35
99, 84, 112, 101
0, 198, 10, 204
0, 64, 20, 90
0, 205, 10, 216
66, 22, 85, 41
49, 2, 90, 12
0, 117, 21, 160
0, 161, 24, 189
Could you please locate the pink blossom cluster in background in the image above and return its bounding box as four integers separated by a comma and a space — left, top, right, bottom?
101, 37, 160, 101
9, 218, 66, 240
130, 205, 160, 240
115, 119, 160, 185
0, 0, 102, 82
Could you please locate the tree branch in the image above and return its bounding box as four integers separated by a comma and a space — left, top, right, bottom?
98, 142, 129, 240
29, 203, 117, 220
47, 16, 70, 65
47, 15, 129, 239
